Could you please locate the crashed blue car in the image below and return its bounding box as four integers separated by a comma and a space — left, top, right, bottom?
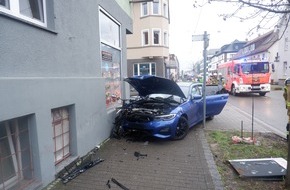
113, 75, 228, 140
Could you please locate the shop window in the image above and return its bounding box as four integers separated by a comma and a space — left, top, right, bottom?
100, 8, 122, 109
52, 107, 70, 164
0, 116, 33, 190
133, 63, 156, 76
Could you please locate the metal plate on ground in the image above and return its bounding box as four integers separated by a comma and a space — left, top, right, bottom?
229, 158, 287, 180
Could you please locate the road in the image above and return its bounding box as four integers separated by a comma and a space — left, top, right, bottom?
228, 90, 288, 137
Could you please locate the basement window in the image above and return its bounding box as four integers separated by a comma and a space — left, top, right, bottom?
0, 116, 34, 190
52, 107, 70, 164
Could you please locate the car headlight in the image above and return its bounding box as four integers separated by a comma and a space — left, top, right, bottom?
155, 114, 176, 120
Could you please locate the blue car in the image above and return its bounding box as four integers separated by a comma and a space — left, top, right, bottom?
113, 75, 228, 140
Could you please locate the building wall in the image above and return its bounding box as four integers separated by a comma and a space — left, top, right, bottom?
269, 42, 280, 83
127, 0, 169, 78
0, 0, 132, 188
255, 18, 290, 84
272, 19, 290, 83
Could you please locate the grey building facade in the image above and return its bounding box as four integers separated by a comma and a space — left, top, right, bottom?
0, 0, 132, 189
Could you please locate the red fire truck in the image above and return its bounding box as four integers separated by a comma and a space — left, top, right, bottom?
217, 59, 271, 96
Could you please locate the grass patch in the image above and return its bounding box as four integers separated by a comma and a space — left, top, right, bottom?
206, 130, 288, 190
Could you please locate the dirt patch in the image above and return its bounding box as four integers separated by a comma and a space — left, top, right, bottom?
205, 131, 288, 190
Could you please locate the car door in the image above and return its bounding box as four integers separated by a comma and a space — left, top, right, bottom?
205, 93, 229, 116
187, 85, 203, 126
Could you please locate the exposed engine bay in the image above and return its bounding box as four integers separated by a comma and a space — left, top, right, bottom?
111, 95, 183, 138
122, 96, 182, 122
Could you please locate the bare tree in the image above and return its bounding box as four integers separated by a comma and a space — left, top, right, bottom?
194, 0, 290, 37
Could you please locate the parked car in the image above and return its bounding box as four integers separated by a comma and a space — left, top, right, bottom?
112, 75, 229, 140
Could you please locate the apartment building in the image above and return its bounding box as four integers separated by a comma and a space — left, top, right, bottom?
270, 15, 290, 84
0, 0, 132, 189
208, 40, 246, 75
127, 0, 170, 78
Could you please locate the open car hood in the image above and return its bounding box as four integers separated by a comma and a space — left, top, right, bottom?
124, 75, 186, 98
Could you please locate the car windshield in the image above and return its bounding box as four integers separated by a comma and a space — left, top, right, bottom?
148, 94, 183, 103
241, 62, 269, 74
178, 85, 190, 98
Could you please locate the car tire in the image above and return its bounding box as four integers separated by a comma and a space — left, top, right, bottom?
206, 116, 214, 120
172, 116, 189, 140
231, 85, 236, 96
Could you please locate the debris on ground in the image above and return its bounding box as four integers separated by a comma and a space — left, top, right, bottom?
106, 180, 111, 188
107, 178, 129, 190
232, 135, 256, 144
229, 157, 287, 180
56, 148, 104, 184
134, 151, 147, 160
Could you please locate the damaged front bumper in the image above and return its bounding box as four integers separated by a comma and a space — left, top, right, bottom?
123, 118, 179, 139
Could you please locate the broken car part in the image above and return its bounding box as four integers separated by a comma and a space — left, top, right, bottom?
111, 178, 129, 190
134, 151, 147, 160
60, 158, 104, 184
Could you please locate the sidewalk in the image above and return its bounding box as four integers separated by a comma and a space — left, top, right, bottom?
45, 102, 271, 190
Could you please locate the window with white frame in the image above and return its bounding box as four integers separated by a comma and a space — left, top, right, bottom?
100, 10, 120, 48
152, 29, 161, 45
142, 29, 149, 46
163, 1, 168, 18
52, 107, 70, 164
152, 0, 159, 15
0, 0, 47, 26
134, 63, 156, 76
163, 31, 168, 46
141, 2, 148, 17
0, 0, 8, 8
0, 116, 33, 190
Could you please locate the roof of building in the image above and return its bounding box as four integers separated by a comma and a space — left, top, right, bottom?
233, 30, 279, 59
214, 40, 247, 56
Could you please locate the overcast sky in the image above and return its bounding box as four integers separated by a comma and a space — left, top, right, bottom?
169, 0, 274, 71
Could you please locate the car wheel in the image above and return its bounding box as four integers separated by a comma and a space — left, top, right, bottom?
231, 85, 236, 96
173, 116, 189, 140
206, 116, 214, 120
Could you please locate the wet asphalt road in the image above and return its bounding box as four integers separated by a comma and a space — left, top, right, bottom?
228, 90, 287, 137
